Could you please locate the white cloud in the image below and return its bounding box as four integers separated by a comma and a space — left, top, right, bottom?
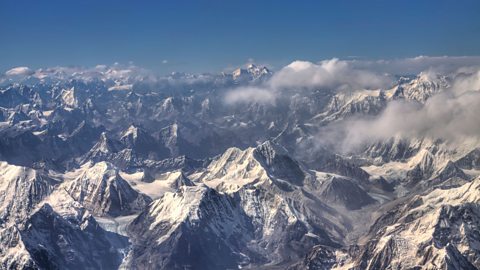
270, 59, 392, 91
224, 58, 393, 105
162, 60, 168, 64
351, 56, 480, 75
107, 84, 133, 91
95, 64, 108, 70
223, 56, 480, 107
5, 66, 33, 76
450, 68, 480, 95
318, 68, 480, 151
224, 87, 276, 105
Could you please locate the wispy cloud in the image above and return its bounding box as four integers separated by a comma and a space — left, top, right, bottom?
350, 56, 480, 75
315, 67, 480, 151
224, 86, 276, 105
5, 66, 33, 76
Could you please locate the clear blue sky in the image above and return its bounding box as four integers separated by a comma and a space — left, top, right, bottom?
1, 0, 479, 74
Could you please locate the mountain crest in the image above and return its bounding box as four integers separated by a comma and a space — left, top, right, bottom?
62, 161, 151, 216
232, 64, 271, 81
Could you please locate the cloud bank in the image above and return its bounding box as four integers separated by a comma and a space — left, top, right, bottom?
222, 56, 480, 151
223, 58, 394, 105
270, 59, 392, 91
223, 56, 480, 105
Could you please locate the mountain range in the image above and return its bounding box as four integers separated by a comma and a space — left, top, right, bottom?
0, 62, 479, 269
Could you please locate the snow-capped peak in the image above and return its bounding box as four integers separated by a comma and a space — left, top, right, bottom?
232, 64, 271, 81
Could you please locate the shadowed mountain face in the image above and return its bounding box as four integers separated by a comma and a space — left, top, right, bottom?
1, 64, 480, 269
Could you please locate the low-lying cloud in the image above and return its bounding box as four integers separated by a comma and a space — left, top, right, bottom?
344, 93, 480, 149
222, 56, 480, 151
320, 68, 480, 151
352, 56, 480, 75
224, 58, 393, 105
224, 56, 480, 106
223, 56, 480, 104
224, 87, 276, 105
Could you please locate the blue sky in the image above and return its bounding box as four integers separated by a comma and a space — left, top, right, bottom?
1, 0, 479, 74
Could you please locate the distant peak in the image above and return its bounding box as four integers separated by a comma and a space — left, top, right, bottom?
232, 64, 271, 80
122, 124, 139, 139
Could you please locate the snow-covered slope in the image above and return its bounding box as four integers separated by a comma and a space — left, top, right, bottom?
348, 177, 480, 269
313, 90, 387, 124
0, 184, 128, 269
121, 142, 362, 268
193, 141, 307, 193
231, 64, 271, 82
127, 184, 253, 270
61, 161, 151, 217
0, 162, 59, 224
120, 169, 194, 200
390, 73, 449, 103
